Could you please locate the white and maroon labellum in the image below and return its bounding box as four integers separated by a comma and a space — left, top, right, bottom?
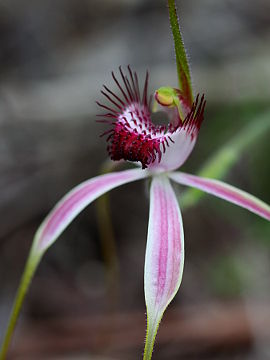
97, 67, 206, 171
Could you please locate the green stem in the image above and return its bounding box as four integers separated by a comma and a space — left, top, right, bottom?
143, 337, 155, 360
167, 0, 193, 105
143, 309, 165, 360
0, 249, 42, 360
143, 318, 157, 360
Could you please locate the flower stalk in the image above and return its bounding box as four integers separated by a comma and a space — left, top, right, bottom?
143, 317, 158, 360
167, 0, 193, 106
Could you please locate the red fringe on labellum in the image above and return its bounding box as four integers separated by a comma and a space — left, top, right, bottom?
97, 66, 206, 169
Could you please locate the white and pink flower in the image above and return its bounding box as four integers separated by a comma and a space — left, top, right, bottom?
2, 2, 269, 359
30, 68, 270, 359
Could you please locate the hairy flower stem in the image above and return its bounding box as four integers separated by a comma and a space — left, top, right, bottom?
143, 317, 159, 360
167, 0, 193, 105
143, 336, 155, 360
0, 250, 41, 360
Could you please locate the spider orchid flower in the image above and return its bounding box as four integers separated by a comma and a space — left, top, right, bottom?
20, 67, 270, 359
1, 3, 270, 360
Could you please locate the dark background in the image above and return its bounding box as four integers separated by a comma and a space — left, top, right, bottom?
0, 0, 270, 359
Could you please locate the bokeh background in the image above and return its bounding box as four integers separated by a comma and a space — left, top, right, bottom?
0, 0, 270, 359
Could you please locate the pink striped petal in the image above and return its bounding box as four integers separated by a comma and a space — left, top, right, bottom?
33, 169, 147, 254
169, 172, 270, 221
144, 176, 184, 359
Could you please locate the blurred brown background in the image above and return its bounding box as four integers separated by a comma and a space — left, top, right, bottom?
0, 0, 270, 359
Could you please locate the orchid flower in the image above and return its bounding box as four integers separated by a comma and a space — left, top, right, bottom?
1, 1, 270, 360
97, 67, 270, 359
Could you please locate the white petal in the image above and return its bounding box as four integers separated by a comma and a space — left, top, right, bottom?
144, 175, 184, 359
